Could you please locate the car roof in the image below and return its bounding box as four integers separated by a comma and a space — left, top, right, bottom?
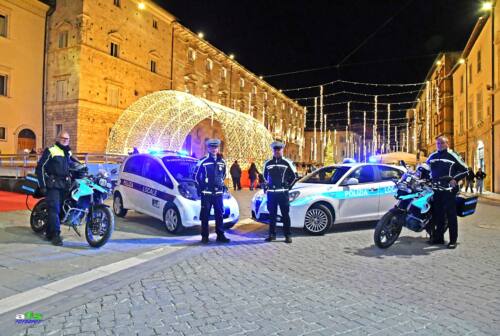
126, 153, 197, 161
324, 163, 406, 170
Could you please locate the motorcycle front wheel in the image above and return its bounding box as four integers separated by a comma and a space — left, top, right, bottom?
85, 204, 114, 248
374, 209, 403, 249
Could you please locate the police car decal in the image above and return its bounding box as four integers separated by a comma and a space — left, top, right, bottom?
120, 178, 176, 202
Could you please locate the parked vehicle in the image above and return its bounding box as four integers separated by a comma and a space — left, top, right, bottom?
29, 164, 115, 248
373, 163, 478, 248
252, 163, 406, 235
112, 151, 239, 234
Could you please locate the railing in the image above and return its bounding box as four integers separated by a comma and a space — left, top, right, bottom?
0, 153, 127, 178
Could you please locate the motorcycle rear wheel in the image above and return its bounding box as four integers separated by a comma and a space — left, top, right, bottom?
374, 209, 403, 249
85, 204, 114, 248
30, 199, 48, 233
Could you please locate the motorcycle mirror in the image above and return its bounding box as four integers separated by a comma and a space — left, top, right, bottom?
111, 168, 118, 174
399, 160, 407, 168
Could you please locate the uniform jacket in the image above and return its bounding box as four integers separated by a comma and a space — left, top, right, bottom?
194, 154, 227, 194
426, 149, 468, 185
476, 171, 487, 180
263, 156, 298, 192
35, 143, 74, 189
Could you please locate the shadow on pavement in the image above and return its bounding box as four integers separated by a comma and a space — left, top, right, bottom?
344, 236, 448, 258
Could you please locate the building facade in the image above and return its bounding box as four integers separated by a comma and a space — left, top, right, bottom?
0, 0, 48, 154
43, 0, 305, 161
451, 16, 493, 190
407, 52, 459, 158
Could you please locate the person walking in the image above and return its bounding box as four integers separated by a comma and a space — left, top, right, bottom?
194, 139, 230, 244
263, 141, 298, 244
248, 162, 258, 191
35, 131, 78, 246
475, 167, 487, 194
229, 160, 242, 191
426, 136, 468, 249
465, 167, 475, 193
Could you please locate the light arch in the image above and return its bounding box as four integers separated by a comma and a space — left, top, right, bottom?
106, 90, 274, 168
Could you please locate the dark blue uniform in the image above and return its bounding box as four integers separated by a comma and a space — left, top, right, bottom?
35, 143, 74, 240
426, 149, 468, 244
263, 156, 298, 238
194, 154, 227, 239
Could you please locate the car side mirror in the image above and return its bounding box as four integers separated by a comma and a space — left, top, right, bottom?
342, 178, 359, 186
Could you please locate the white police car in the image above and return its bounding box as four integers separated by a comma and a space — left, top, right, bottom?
113, 151, 240, 233
252, 163, 405, 235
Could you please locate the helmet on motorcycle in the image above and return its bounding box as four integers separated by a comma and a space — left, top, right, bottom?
416, 163, 431, 180
70, 162, 88, 179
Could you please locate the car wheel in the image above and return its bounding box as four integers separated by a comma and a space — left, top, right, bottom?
113, 192, 128, 218
303, 204, 333, 235
163, 204, 184, 234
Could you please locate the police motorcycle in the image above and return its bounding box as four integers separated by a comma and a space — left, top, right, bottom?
374, 163, 455, 249
29, 164, 115, 248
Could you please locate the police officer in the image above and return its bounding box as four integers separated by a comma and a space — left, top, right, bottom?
426, 136, 468, 249
35, 131, 76, 246
194, 139, 230, 244
263, 141, 298, 243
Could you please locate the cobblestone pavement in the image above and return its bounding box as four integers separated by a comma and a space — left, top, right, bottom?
8, 202, 500, 336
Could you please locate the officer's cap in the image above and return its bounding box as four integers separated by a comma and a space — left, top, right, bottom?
271, 141, 285, 149
206, 138, 221, 147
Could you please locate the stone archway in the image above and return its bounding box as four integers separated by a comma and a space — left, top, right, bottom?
106, 90, 274, 168
17, 128, 36, 153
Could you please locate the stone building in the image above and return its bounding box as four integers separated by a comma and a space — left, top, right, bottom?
0, 0, 48, 154
406, 52, 459, 158
44, 0, 305, 161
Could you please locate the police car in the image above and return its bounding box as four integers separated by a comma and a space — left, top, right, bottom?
113, 150, 240, 233
251, 163, 405, 235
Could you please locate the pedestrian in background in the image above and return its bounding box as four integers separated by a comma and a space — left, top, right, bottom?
465, 167, 475, 193
248, 162, 258, 191
476, 167, 486, 194
230, 160, 242, 191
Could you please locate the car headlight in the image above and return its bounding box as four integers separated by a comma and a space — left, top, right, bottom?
288, 190, 300, 202
252, 191, 265, 202
178, 184, 199, 201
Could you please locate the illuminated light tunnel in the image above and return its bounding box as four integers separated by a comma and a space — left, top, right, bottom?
106, 90, 274, 168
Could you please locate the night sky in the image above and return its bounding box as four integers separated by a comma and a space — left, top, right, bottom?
159, 0, 482, 131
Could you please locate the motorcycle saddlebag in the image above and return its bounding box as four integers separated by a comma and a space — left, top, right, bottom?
17, 174, 44, 198
456, 194, 478, 217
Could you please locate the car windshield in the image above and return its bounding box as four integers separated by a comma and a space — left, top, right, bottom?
298, 166, 351, 184
162, 157, 198, 182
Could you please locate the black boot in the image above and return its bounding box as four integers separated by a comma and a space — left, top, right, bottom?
264, 235, 276, 242
285, 236, 292, 244
51, 235, 63, 246
201, 236, 209, 244
216, 234, 230, 243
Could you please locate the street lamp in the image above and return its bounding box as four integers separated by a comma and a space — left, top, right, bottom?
138, 2, 146, 10
197, 32, 204, 39
482, 2, 493, 11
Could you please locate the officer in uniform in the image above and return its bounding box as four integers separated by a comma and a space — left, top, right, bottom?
194, 139, 230, 244
263, 141, 298, 243
35, 131, 77, 246
426, 136, 468, 249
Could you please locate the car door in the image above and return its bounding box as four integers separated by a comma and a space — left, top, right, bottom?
119, 155, 145, 211
141, 157, 174, 219
339, 165, 380, 222
376, 165, 404, 216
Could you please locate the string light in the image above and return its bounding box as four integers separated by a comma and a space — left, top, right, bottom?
281, 79, 428, 93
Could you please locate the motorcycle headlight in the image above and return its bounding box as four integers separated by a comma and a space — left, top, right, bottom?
98, 178, 108, 187
289, 190, 300, 202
